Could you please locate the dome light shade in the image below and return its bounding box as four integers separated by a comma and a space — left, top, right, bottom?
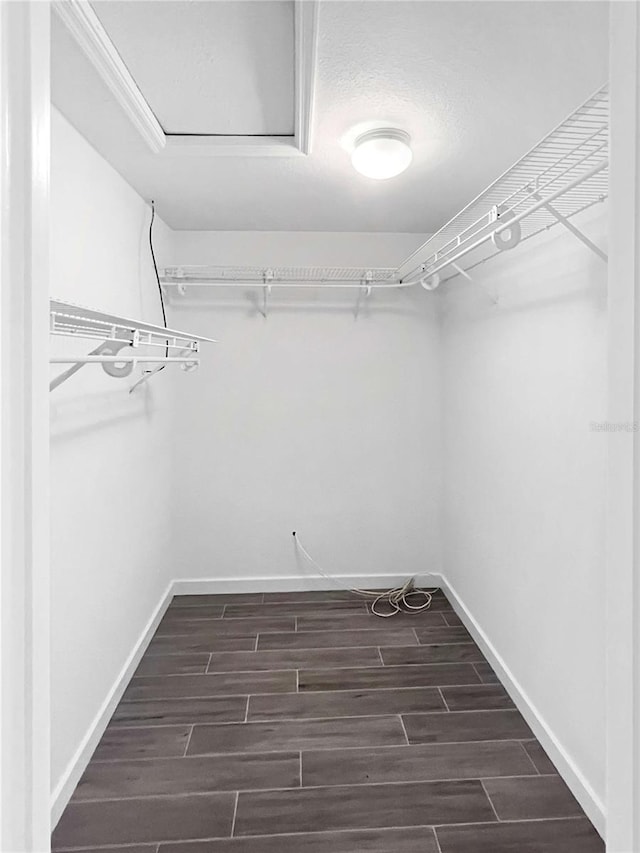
351, 128, 412, 179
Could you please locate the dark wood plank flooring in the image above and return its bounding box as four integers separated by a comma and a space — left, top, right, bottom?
52, 589, 604, 852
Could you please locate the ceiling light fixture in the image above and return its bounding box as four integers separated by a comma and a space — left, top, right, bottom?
351, 128, 412, 180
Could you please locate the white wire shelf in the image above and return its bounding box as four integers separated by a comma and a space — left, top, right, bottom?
395, 85, 608, 288
159, 268, 407, 318
160, 266, 404, 288
49, 298, 217, 391
161, 86, 607, 308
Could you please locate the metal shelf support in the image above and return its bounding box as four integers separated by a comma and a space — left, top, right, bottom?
49, 298, 216, 391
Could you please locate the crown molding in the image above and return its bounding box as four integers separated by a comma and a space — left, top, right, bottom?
53, 0, 319, 158
53, 0, 166, 153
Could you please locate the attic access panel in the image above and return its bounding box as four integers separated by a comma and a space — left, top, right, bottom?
92, 0, 295, 135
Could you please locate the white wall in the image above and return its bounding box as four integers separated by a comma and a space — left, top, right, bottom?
47, 113, 608, 838
49, 109, 175, 815
167, 231, 442, 587
440, 206, 608, 821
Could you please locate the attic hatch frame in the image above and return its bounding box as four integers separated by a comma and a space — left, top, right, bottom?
160, 85, 608, 313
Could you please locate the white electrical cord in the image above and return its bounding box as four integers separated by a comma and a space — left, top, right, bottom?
292, 531, 437, 618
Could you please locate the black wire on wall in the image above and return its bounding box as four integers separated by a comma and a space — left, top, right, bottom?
149, 200, 168, 366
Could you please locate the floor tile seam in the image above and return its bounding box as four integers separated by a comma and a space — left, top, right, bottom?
433, 824, 444, 853
258, 627, 458, 638
151, 633, 280, 639
107, 705, 516, 730
229, 791, 239, 838
136, 669, 209, 677
252, 683, 494, 699
52, 825, 440, 852
88, 749, 303, 765
108, 709, 521, 734
224, 817, 589, 837
111, 704, 516, 732
518, 741, 544, 775
123, 681, 487, 702
52, 816, 590, 853
168, 604, 222, 609
295, 616, 450, 628
246, 709, 459, 724
437, 687, 451, 712
254, 641, 469, 652
87, 741, 554, 765
398, 715, 410, 745
198, 661, 489, 676
86, 737, 545, 765
431, 814, 588, 830
204, 660, 388, 675
150, 626, 460, 644
116, 682, 493, 705
141, 654, 256, 660
131, 662, 484, 682
401, 707, 521, 717
182, 726, 194, 757
221, 609, 371, 620
103, 719, 247, 730
480, 778, 502, 822
66, 773, 561, 804
142, 651, 257, 658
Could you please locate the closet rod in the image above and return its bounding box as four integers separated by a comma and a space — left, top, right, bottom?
161, 279, 411, 289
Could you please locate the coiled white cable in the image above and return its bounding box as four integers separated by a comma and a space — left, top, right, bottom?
292, 531, 436, 618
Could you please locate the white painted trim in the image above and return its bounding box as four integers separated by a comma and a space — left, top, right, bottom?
438, 574, 606, 839
54, 0, 319, 158
606, 5, 640, 851
162, 135, 303, 159
294, 0, 319, 155
50, 582, 175, 828
53, 0, 165, 153
0, 3, 51, 850
173, 573, 441, 596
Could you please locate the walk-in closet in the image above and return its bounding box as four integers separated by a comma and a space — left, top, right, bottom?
2, 1, 639, 851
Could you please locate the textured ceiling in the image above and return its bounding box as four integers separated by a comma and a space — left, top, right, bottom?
52, 1, 609, 232
92, 1, 295, 135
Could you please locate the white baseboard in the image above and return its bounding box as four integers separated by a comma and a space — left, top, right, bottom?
438, 574, 606, 839
50, 581, 175, 828
172, 573, 441, 596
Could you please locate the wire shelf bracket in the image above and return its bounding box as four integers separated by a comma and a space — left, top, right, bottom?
49, 298, 217, 391
395, 84, 609, 291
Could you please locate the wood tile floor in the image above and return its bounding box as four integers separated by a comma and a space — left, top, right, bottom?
53, 589, 604, 853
